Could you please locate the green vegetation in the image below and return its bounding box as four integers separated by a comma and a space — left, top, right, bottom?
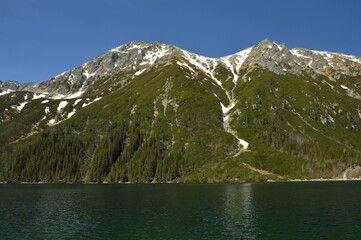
0, 62, 360, 183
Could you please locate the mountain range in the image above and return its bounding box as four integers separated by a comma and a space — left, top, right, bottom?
0, 39, 360, 183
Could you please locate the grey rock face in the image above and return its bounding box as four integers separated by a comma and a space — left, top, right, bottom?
289, 48, 361, 79
237, 39, 361, 80
0, 80, 20, 90
0, 41, 181, 96
1, 39, 360, 97
0, 80, 38, 91
243, 39, 320, 77
245, 39, 303, 75
36, 41, 180, 95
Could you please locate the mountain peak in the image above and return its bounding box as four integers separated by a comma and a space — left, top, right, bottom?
127, 40, 165, 45
126, 40, 168, 47
2, 39, 360, 97
110, 40, 176, 54
258, 38, 276, 44
253, 38, 286, 51
2, 38, 361, 184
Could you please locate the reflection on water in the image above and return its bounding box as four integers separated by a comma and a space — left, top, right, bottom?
222, 184, 258, 239
1, 182, 361, 239
0, 186, 97, 239
30, 189, 93, 239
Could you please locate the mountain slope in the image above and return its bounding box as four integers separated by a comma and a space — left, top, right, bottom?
0, 39, 360, 183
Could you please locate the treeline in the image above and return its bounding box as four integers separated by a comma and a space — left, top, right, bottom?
1, 118, 187, 183
255, 127, 360, 177
4, 127, 95, 182
88, 119, 185, 183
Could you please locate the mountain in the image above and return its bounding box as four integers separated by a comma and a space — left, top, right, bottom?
0, 39, 360, 183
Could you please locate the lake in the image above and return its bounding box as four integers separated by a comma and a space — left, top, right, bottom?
1, 182, 361, 239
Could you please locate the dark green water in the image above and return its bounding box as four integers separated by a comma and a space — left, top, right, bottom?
1, 182, 361, 240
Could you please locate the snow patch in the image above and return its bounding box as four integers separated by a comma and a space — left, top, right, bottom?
13, 102, 28, 112
220, 47, 252, 84
131, 105, 137, 114
182, 50, 220, 86
290, 49, 303, 58
312, 50, 336, 67
92, 97, 102, 102
82, 97, 102, 108
55, 71, 66, 78
134, 68, 146, 76
312, 50, 334, 60
65, 91, 85, 99
340, 54, 361, 64
237, 138, 249, 150
220, 102, 235, 115
290, 49, 314, 67
233, 48, 252, 70
33, 93, 47, 99
0, 89, 14, 96
73, 99, 82, 106
220, 102, 249, 151
44, 107, 50, 114
41, 100, 49, 104
182, 47, 251, 153
127, 42, 145, 52
50, 91, 84, 100
83, 70, 96, 79
67, 110, 76, 119
141, 44, 171, 65
220, 58, 238, 84
177, 61, 195, 73
57, 101, 68, 112
51, 94, 66, 100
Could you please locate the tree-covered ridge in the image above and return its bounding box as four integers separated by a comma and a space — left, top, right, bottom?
0, 58, 360, 183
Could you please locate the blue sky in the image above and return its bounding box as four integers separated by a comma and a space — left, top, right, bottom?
1, 0, 360, 83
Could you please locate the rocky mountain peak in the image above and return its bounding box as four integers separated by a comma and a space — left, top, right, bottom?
0, 80, 38, 92
241, 39, 299, 75
241, 39, 361, 79
111, 40, 177, 56
289, 48, 361, 78
32, 40, 180, 97
1, 39, 360, 98
2, 38, 360, 184
0, 80, 20, 90
254, 38, 286, 50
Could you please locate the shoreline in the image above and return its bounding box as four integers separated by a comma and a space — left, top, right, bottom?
1, 178, 361, 185
268, 178, 361, 182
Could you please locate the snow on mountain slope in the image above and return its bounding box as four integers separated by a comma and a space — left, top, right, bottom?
290, 48, 361, 77
2, 39, 360, 146
2, 39, 361, 183
220, 47, 253, 84
0, 89, 14, 96
2, 39, 361, 98
176, 39, 361, 87
19, 41, 179, 97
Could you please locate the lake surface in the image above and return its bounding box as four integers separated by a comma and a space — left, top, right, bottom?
1, 182, 361, 239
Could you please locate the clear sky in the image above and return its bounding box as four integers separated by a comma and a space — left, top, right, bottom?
1, 0, 361, 83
